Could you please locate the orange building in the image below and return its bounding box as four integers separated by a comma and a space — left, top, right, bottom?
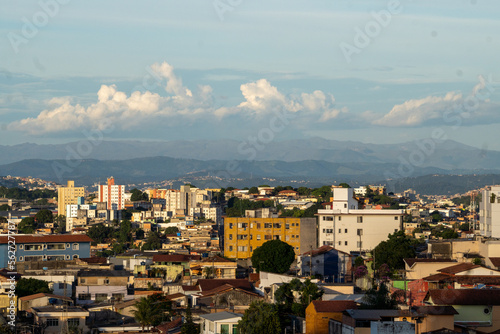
305, 300, 357, 334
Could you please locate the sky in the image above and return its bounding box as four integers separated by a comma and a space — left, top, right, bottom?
1, 0, 500, 151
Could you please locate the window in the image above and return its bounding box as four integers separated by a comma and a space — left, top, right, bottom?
46, 319, 59, 327
345, 241, 348, 246
78, 293, 91, 300
95, 293, 108, 302
344, 203, 347, 208
25, 244, 43, 251
264, 223, 272, 228
338, 241, 341, 245
250, 234, 253, 240
273, 223, 281, 228
274, 235, 280, 240
72, 243, 79, 250
286, 235, 290, 241
338, 228, 341, 233
324, 216, 333, 221
80, 278, 86, 284
357, 216, 363, 223
250, 246, 253, 252
338, 216, 341, 221
357, 241, 363, 248
229, 246, 233, 251
229, 234, 233, 240
24, 255, 43, 261
237, 246, 247, 252
256, 235, 261, 240
221, 324, 230, 334
67, 318, 79, 327
345, 229, 348, 233
47, 243, 65, 250
58, 283, 65, 289
233, 325, 240, 334
285, 223, 290, 229
237, 235, 247, 240
394, 216, 399, 220
326, 229, 333, 233
104, 279, 110, 284
357, 229, 363, 236
112, 293, 124, 301
265, 235, 272, 240
229, 223, 233, 229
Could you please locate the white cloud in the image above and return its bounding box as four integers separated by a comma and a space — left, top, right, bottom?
10, 62, 347, 134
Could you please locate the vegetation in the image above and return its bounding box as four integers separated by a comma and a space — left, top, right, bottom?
274, 278, 324, 317
16, 278, 52, 297
226, 198, 274, 217
132, 297, 163, 330
130, 188, 149, 201
360, 283, 397, 309
278, 202, 322, 218
251, 239, 295, 274
0, 204, 10, 211
164, 226, 180, 235
373, 231, 420, 270
238, 301, 282, 334
181, 305, 199, 334
0, 186, 56, 201
142, 231, 162, 250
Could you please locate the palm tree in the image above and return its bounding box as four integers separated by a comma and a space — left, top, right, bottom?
132, 297, 162, 330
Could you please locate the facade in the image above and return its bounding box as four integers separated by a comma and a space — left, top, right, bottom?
480, 185, 500, 238
57, 180, 85, 216
98, 177, 125, 210
199, 311, 242, 334
223, 217, 317, 259
0, 234, 92, 267
305, 300, 357, 334
297, 246, 352, 283
76, 270, 132, 305
31, 306, 89, 334
317, 188, 403, 254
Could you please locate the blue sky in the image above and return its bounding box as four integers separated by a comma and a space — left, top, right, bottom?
1, 0, 499, 150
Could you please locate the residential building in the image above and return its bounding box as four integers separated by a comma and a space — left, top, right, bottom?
305, 300, 357, 334
480, 185, 500, 238
0, 234, 92, 267
76, 270, 132, 305
223, 217, 317, 259
57, 180, 84, 216
317, 187, 403, 254
199, 311, 242, 334
18, 293, 73, 312
297, 246, 352, 283
31, 306, 89, 334
98, 176, 125, 210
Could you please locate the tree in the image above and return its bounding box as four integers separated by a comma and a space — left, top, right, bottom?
135, 228, 145, 240
473, 258, 482, 265
18, 217, 38, 234
373, 231, 419, 270
251, 240, 295, 274
54, 215, 66, 233
130, 188, 148, 201
16, 278, 52, 297
274, 278, 323, 317
248, 187, 259, 194
35, 209, 54, 226
164, 226, 179, 235
181, 305, 199, 334
87, 224, 114, 244
142, 231, 162, 250
361, 283, 397, 309
0, 204, 10, 211
132, 297, 162, 331
238, 301, 282, 334
116, 220, 132, 243
339, 183, 351, 188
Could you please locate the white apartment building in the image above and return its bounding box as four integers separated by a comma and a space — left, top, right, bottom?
480, 185, 500, 238
317, 187, 404, 254
98, 177, 125, 210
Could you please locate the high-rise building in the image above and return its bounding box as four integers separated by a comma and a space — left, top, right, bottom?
317, 187, 403, 254
480, 185, 500, 238
224, 216, 317, 260
57, 181, 85, 216
98, 177, 125, 210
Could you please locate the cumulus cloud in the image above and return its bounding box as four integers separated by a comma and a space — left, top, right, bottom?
373, 76, 497, 127
10, 62, 347, 134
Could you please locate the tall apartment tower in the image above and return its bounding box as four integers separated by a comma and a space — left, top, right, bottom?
98, 177, 125, 210
57, 180, 85, 216
480, 185, 500, 238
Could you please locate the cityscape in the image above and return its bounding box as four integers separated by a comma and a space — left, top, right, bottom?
2, 1, 500, 334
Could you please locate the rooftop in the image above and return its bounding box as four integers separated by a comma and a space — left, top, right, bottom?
0, 234, 93, 244
199, 311, 243, 322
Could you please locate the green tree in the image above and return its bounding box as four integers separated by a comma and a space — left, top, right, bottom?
248, 187, 259, 194
142, 231, 162, 250
311, 186, 332, 201
238, 301, 282, 334
360, 283, 397, 309
132, 297, 162, 331
135, 228, 145, 240
18, 217, 38, 234
54, 215, 66, 233
35, 209, 54, 226
339, 183, 351, 188
251, 240, 295, 274
86, 224, 114, 244
373, 231, 419, 270
473, 258, 482, 265
274, 278, 323, 317
297, 187, 311, 196
130, 188, 149, 201
430, 211, 443, 222
16, 278, 52, 297
116, 220, 132, 243
0, 204, 10, 211
181, 305, 199, 334
164, 226, 180, 235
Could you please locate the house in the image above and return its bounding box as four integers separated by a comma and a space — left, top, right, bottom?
199, 311, 242, 334
76, 270, 132, 305
30, 305, 89, 334
19, 293, 73, 312
196, 283, 262, 310
190, 255, 237, 279
425, 289, 500, 331
0, 234, 93, 267
404, 258, 457, 280
151, 254, 201, 281
297, 246, 353, 283
305, 300, 357, 334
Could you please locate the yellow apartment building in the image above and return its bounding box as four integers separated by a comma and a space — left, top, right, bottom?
57, 180, 85, 216
224, 217, 317, 259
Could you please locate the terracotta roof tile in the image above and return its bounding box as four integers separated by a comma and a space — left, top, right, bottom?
197, 279, 253, 292
489, 257, 500, 267
438, 263, 479, 274
428, 289, 500, 305
19, 293, 72, 302
311, 300, 357, 313
404, 258, 455, 268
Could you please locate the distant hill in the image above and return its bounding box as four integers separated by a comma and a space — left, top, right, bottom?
1, 138, 500, 171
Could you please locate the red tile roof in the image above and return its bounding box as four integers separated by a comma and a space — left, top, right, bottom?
0, 234, 93, 244
197, 279, 253, 292
153, 254, 201, 262
79, 257, 107, 264
423, 273, 454, 282
200, 255, 234, 263
438, 263, 480, 274
404, 258, 455, 268
19, 293, 72, 302
302, 245, 350, 257
181, 285, 200, 291
489, 257, 500, 267
311, 300, 357, 313
428, 289, 500, 305
155, 318, 183, 334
